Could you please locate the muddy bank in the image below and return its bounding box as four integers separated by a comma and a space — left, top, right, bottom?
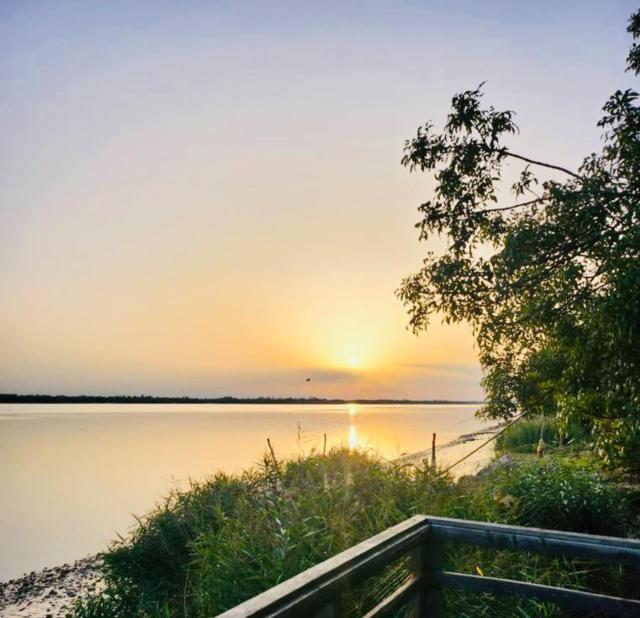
395, 423, 503, 475
0, 557, 102, 618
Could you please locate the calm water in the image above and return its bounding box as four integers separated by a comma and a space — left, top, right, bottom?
0, 403, 491, 581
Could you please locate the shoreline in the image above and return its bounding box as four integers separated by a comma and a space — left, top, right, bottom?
0, 394, 484, 406
395, 422, 503, 475
0, 428, 499, 617
0, 557, 103, 618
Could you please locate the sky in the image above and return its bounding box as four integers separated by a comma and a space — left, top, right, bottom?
1, 1, 637, 400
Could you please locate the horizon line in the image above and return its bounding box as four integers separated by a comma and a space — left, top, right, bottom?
0, 393, 485, 405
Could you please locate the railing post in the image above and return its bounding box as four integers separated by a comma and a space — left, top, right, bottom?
408, 545, 425, 618
422, 534, 444, 617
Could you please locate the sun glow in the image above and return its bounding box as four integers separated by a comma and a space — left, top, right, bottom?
348, 421, 358, 450
348, 354, 360, 368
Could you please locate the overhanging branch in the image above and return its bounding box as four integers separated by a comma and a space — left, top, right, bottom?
503, 150, 583, 180
479, 197, 546, 214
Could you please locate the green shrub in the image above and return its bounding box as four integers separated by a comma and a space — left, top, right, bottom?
74, 449, 452, 617
592, 416, 640, 471
73, 450, 631, 618
491, 458, 627, 535
443, 457, 634, 616
496, 417, 585, 454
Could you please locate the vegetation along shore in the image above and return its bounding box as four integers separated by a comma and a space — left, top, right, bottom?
52, 418, 640, 617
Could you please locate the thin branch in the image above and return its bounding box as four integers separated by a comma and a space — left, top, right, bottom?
503, 150, 583, 180
479, 197, 546, 214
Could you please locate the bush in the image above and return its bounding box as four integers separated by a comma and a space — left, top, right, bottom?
592, 416, 640, 471
491, 458, 627, 535
74, 449, 452, 617
444, 457, 634, 616
74, 450, 632, 617
496, 417, 585, 454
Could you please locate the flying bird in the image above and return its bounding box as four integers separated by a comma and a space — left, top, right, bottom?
305, 378, 311, 382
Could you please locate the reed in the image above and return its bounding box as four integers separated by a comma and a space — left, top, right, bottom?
495, 417, 586, 454
73, 445, 635, 617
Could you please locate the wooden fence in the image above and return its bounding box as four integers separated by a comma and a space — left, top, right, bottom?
216, 515, 640, 618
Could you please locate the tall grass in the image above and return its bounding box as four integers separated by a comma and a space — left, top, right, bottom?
496, 417, 586, 454
73, 448, 634, 618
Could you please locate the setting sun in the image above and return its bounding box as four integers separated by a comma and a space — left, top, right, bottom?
2, 2, 635, 611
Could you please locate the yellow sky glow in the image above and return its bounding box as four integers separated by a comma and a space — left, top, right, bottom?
2, 2, 627, 400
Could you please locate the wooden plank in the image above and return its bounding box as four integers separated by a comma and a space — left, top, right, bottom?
361, 575, 421, 618
436, 572, 640, 617
215, 515, 429, 618
426, 516, 640, 566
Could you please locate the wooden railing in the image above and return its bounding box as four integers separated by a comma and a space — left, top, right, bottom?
216, 515, 640, 618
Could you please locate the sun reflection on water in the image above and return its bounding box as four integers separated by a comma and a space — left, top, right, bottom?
347, 404, 358, 449
348, 421, 358, 449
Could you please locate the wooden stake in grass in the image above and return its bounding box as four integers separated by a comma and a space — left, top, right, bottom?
323, 433, 327, 456
431, 433, 437, 469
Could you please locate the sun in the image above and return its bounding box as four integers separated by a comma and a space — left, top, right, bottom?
348, 354, 360, 368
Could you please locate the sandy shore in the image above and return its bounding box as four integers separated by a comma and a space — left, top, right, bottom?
395, 423, 503, 473
0, 557, 103, 618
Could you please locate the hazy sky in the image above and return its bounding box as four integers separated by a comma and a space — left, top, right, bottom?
1, 1, 637, 399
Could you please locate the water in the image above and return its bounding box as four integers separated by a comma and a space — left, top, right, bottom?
0, 403, 492, 582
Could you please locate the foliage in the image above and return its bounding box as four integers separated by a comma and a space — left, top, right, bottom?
495, 417, 585, 454
459, 458, 628, 536
397, 11, 640, 468
500, 459, 626, 535
73, 448, 635, 618
73, 449, 452, 617
443, 454, 635, 615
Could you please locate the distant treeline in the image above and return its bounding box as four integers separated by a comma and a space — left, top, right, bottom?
0, 393, 482, 405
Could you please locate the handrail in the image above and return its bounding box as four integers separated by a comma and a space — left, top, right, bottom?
217, 515, 429, 618
216, 516, 640, 618
426, 516, 640, 566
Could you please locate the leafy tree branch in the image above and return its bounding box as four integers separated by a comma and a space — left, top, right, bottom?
398, 10, 640, 469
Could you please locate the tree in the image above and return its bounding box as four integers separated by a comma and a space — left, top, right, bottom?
398, 12, 640, 468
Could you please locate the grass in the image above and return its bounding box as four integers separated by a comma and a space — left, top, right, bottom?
495, 416, 586, 454
73, 425, 639, 618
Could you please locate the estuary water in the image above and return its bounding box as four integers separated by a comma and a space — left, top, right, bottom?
0, 403, 492, 581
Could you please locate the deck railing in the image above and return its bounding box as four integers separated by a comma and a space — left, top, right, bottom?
216, 515, 640, 618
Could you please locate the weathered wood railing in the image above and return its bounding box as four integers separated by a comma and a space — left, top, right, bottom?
216, 515, 640, 618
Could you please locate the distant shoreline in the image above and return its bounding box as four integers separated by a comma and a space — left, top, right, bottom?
0, 393, 483, 405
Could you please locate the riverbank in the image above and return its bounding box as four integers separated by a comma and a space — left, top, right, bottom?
0, 401, 489, 585
0, 428, 499, 617
6, 418, 638, 617
0, 557, 102, 618
395, 422, 503, 476
73, 420, 639, 616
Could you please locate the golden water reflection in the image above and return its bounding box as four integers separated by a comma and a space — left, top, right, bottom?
0, 402, 492, 582
348, 404, 358, 449
348, 421, 358, 449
